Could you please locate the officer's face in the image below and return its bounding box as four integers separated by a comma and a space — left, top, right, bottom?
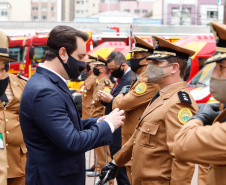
212, 60, 226, 79
0, 60, 8, 79
107, 60, 123, 72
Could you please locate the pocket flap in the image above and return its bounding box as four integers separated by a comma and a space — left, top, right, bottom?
20, 143, 27, 154
54, 163, 79, 177
140, 122, 159, 135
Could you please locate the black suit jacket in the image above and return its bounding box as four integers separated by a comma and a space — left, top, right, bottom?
102, 70, 136, 148
19, 66, 112, 185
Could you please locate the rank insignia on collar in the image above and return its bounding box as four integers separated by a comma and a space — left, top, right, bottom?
178, 91, 191, 104
178, 108, 192, 124
104, 80, 110, 85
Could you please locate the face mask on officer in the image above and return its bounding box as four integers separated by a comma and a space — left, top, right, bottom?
111, 64, 124, 78
93, 67, 100, 76
210, 76, 226, 104
146, 62, 172, 84
130, 57, 146, 73
86, 63, 91, 72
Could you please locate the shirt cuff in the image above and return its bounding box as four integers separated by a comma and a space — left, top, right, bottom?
104, 119, 115, 133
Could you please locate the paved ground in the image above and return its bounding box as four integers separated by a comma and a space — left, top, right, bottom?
85, 150, 199, 185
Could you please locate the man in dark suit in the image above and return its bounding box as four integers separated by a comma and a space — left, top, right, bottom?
19, 25, 125, 185
98, 51, 136, 185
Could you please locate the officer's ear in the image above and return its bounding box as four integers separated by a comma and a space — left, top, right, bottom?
171, 63, 180, 75
58, 47, 67, 63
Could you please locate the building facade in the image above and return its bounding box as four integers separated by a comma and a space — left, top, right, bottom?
0, 0, 31, 21
152, 0, 224, 25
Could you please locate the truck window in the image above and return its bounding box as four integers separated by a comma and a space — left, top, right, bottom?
189, 63, 215, 87
198, 57, 208, 70
22, 46, 28, 63
9, 47, 23, 62
33, 46, 48, 64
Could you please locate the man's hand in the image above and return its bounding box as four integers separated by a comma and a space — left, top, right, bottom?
98, 161, 119, 183
119, 85, 130, 95
98, 90, 113, 103
190, 103, 222, 126
105, 108, 125, 130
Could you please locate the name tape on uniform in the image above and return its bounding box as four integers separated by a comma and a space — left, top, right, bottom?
0, 133, 4, 149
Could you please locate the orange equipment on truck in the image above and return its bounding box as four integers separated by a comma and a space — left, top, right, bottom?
8, 35, 26, 75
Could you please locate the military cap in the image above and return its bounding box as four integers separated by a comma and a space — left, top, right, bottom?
206, 21, 226, 64
130, 36, 154, 53
0, 29, 16, 62
147, 36, 195, 60
86, 54, 97, 63
93, 55, 107, 66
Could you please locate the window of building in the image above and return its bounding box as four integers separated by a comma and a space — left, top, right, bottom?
42, 7, 48, 11
134, 9, 140, 13
32, 16, 38, 20
207, 11, 217, 19
41, 15, 47, 19
124, 9, 130, 13
0, 9, 8, 16
51, 7, 55, 11
32, 0, 38, 2
76, 1, 84, 4
171, 8, 179, 17
41, 0, 48, 2
182, 8, 191, 18
100, 0, 105, 3
76, 10, 84, 14
51, 0, 55, 2
142, 9, 148, 13
32, 7, 38, 11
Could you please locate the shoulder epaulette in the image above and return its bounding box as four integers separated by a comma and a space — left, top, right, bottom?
178, 91, 191, 104
104, 80, 110, 85
17, 74, 28, 82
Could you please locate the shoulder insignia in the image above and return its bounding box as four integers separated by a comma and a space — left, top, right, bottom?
178, 91, 191, 104
135, 82, 147, 94
103, 87, 111, 94
17, 74, 28, 82
104, 80, 110, 85
178, 108, 193, 124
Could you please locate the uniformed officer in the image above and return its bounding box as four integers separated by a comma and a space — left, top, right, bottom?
82, 54, 97, 119
0, 29, 27, 185
174, 21, 226, 185
89, 55, 114, 184
110, 36, 159, 182
99, 36, 198, 185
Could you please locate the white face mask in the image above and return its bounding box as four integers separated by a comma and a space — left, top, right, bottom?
146, 63, 172, 84
210, 76, 226, 104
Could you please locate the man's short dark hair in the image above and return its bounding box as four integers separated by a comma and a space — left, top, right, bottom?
167, 56, 188, 78
45, 25, 89, 61
107, 51, 126, 65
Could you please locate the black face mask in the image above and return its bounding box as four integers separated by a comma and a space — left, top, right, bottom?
56, 52, 85, 80
0, 77, 9, 97
93, 67, 100, 76
111, 64, 124, 78
130, 57, 146, 73
86, 64, 91, 72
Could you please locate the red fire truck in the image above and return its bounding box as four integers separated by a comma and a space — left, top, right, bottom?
8, 35, 26, 75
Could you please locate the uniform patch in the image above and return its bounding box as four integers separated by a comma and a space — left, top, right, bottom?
103, 87, 111, 94
178, 108, 192, 124
135, 83, 147, 94
178, 91, 192, 104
